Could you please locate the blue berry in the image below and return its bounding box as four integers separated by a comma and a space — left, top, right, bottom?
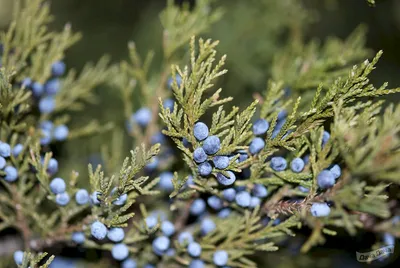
152, 236, 170, 252
75, 189, 89, 205
213, 250, 228, 266
310, 202, 331, 217
53, 125, 69, 141
91, 221, 108, 240
207, 196, 223, 210
188, 242, 202, 257
4, 166, 18, 182
163, 98, 175, 112
271, 119, 285, 139
186, 174, 195, 184
12, 144, 23, 156
317, 170, 335, 189
112, 243, 129, 261
159, 171, 174, 192
145, 156, 159, 172
270, 156, 287, 171
201, 218, 216, 235
0, 156, 5, 169
253, 119, 269, 135
40, 120, 54, 131
150, 209, 167, 221
151, 132, 166, 145
189, 259, 205, 268
145, 215, 158, 229
249, 196, 261, 208
252, 184, 268, 198
49, 256, 76, 268
249, 137, 265, 155
383, 233, 395, 245
203, 136, 220, 155
71, 232, 85, 244
32, 82, 44, 97
39, 96, 55, 114
194, 147, 207, 163
111, 187, 127, 206
167, 74, 182, 89
13, 251, 24, 265
47, 158, 58, 175
56, 192, 70, 206
52, 60, 66, 76
122, 258, 137, 268
198, 161, 212, 177
298, 186, 309, 193
235, 191, 251, 207
190, 198, 206, 215
213, 156, 230, 169
107, 227, 125, 242
178, 232, 194, 245
222, 188, 236, 202
218, 208, 231, 218
290, 158, 305, 173
193, 122, 209, 141
216, 171, 236, 186
21, 77, 32, 88
45, 78, 60, 95
134, 107, 152, 127
114, 193, 127, 206
330, 164, 341, 179
277, 110, 287, 121
236, 150, 249, 163
322, 131, 330, 146
50, 178, 66, 194
91, 191, 101, 205
0, 142, 11, 157
161, 221, 175, 236
40, 128, 52, 145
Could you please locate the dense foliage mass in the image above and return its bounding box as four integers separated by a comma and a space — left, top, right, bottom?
0, 0, 399, 267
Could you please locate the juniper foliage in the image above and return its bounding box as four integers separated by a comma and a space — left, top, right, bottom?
1, 0, 400, 267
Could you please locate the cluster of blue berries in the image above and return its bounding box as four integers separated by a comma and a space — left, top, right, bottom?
190, 185, 268, 221
0, 141, 20, 182
144, 212, 175, 258
21, 60, 66, 114
49, 177, 70, 206
49, 177, 94, 207
193, 122, 239, 186
143, 210, 230, 267
39, 120, 69, 145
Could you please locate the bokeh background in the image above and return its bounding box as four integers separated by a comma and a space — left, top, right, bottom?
1, 0, 400, 267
